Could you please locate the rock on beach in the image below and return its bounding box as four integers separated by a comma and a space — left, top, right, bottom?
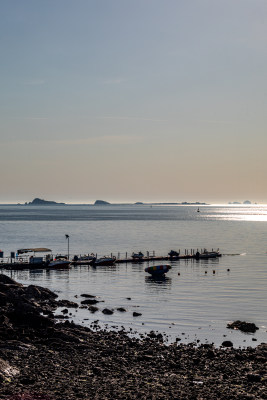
0, 274, 266, 400
227, 320, 259, 333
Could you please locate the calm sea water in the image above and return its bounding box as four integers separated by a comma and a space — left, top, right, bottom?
0, 204, 267, 348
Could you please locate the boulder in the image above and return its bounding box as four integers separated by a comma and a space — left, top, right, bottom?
81, 299, 100, 305
227, 320, 259, 333
221, 341, 233, 348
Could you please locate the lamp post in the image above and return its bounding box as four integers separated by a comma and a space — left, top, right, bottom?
65, 234, 69, 260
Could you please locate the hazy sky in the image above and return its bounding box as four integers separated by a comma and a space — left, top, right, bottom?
1, 0, 267, 204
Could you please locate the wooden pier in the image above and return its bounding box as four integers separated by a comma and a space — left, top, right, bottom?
0, 249, 221, 270
72, 250, 221, 266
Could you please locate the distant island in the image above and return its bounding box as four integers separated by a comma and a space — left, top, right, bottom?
19, 198, 209, 206
94, 200, 110, 205
228, 200, 252, 205
94, 200, 208, 206
25, 198, 65, 206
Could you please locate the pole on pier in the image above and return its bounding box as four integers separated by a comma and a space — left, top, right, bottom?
65, 234, 70, 260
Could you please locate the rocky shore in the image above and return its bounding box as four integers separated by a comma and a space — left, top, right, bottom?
0, 274, 266, 400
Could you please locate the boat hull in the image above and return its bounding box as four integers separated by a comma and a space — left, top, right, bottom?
92, 257, 116, 267
145, 264, 171, 276
48, 261, 71, 269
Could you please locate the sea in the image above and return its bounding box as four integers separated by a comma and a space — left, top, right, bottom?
0, 204, 267, 348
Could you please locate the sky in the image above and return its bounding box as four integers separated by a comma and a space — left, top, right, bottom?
1, 0, 267, 204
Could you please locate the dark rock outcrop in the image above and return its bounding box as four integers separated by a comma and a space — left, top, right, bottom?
227, 320, 259, 333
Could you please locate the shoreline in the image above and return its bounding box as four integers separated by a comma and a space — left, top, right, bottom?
0, 274, 266, 399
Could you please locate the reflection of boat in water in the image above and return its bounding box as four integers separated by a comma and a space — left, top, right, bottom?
92, 256, 116, 267
145, 275, 171, 284
145, 264, 171, 276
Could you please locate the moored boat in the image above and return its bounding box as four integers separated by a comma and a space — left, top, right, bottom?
168, 250, 180, 259
195, 249, 221, 259
91, 256, 116, 267
72, 253, 95, 264
48, 258, 71, 269
132, 251, 144, 261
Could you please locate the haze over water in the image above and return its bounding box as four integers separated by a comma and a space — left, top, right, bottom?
0, 204, 267, 348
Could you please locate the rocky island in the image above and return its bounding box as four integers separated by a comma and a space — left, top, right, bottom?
0, 274, 266, 400
25, 198, 65, 206
94, 200, 110, 205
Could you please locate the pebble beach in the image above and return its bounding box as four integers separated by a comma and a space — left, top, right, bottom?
0, 274, 266, 400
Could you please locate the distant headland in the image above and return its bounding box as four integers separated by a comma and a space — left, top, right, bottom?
25, 198, 66, 206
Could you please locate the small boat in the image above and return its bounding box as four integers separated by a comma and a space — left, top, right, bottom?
132, 251, 144, 261
91, 256, 116, 267
195, 249, 221, 259
168, 250, 180, 259
48, 256, 71, 269
72, 253, 95, 264
145, 264, 171, 276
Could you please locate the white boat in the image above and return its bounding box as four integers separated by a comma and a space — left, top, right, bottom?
48, 257, 71, 269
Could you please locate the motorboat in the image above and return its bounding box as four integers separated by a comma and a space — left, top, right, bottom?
91, 256, 116, 267
168, 250, 180, 259
72, 253, 95, 265
195, 249, 221, 259
48, 257, 71, 269
145, 264, 171, 276
132, 251, 144, 261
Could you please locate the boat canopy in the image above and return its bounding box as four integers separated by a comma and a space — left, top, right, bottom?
17, 248, 52, 254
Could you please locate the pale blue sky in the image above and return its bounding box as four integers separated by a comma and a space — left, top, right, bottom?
1, 0, 267, 203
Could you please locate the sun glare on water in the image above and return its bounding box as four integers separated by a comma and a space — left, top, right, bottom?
206, 205, 267, 222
